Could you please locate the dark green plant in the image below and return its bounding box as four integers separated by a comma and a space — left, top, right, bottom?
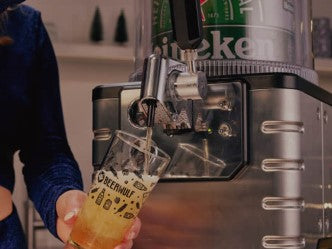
114, 10, 128, 44
90, 6, 103, 42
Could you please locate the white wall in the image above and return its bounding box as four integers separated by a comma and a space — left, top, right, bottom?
59, 58, 134, 190
25, 0, 135, 46
318, 71, 332, 92
313, 0, 332, 23
313, 0, 332, 91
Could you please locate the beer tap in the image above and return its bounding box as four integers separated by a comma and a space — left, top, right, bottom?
139, 0, 207, 132
169, 0, 203, 73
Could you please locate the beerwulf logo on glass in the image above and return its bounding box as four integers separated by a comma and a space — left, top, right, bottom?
98, 171, 105, 183
200, 0, 208, 21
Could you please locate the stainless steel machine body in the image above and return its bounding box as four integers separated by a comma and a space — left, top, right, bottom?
92, 1, 332, 248
93, 75, 332, 249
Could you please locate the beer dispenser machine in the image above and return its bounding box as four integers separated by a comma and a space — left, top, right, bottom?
92, 0, 332, 248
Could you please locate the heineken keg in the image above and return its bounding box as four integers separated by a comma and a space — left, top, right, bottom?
134, 0, 317, 84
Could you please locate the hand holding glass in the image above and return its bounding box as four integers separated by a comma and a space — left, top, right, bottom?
68, 131, 170, 249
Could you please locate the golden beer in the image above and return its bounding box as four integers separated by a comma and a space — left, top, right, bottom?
69, 170, 159, 249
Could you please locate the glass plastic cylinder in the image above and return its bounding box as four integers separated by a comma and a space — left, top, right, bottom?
135, 0, 317, 84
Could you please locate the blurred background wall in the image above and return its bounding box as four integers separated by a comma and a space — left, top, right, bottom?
25, 0, 135, 45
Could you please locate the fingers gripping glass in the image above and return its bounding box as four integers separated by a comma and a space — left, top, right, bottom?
68, 131, 170, 249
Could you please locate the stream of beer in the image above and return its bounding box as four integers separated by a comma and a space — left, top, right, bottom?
144, 127, 153, 171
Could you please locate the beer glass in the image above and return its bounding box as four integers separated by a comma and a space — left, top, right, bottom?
68, 131, 170, 249
165, 143, 225, 177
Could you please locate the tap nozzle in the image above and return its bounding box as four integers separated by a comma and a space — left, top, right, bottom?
181, 49, 198, 74
139, 54, 168, 127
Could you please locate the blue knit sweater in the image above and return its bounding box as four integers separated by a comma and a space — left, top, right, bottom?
0, 4, 83, 247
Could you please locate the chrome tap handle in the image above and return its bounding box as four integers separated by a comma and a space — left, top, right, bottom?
140, 54, 168, 127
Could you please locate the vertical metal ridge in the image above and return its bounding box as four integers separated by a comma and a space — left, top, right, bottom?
320, 103, 326, 236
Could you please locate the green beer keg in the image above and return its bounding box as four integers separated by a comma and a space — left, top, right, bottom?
148, 0, 317, 83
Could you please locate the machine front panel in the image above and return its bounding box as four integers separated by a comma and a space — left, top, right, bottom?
136, 88, 325, 249
119, 81, 248, 180
93, 82, 331, 248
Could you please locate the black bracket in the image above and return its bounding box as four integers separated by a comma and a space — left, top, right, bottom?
317, 237, 332, 249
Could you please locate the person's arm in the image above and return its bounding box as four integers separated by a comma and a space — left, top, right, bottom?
18, 13, 141, 248
18, 12, 83, 238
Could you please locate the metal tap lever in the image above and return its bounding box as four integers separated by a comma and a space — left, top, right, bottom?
169, 0, 203, 50
139, 0, 206, 130
170, 0, 203, 74
169, 0, 207, 101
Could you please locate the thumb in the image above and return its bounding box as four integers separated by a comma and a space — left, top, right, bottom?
56, 190, 87, 221
64, 242, 76, 249
56, 190, 87, 242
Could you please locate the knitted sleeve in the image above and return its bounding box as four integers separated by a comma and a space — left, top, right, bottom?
19, 12, 83, 239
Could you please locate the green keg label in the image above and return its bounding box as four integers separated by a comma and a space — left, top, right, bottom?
152, 0, 295, 63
